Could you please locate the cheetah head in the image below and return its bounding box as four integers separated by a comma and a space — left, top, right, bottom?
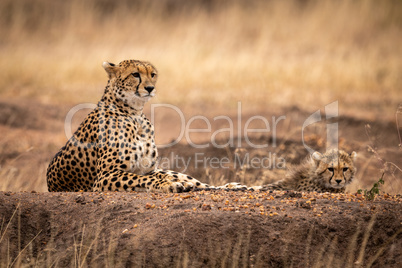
102, 60, 158, 109
312, 149, 357, 190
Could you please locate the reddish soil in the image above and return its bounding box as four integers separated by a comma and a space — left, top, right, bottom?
0, 190, 401, 267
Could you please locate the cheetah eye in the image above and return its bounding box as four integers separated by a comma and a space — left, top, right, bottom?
328, 167, 334, 172
343, 167, 349, 172
132, 72, 140, 78
151, 73, 156, 78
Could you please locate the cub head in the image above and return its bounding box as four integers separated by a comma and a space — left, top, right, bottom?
102, 60, 158, 108
312, 149, 357, 189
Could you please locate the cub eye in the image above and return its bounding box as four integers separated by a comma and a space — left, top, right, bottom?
132, 72, 140, 78
343, 167, 349, 172
151, 73, 156, 78
328, 167, 334, 172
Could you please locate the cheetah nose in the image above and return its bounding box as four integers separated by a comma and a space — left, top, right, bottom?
335, 179, 342, 184
145, 86, 154, 94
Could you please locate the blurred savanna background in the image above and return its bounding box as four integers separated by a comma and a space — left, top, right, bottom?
0, 0, 401, 193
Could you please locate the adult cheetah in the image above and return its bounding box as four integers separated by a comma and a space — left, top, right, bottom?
47, 59, 243, 192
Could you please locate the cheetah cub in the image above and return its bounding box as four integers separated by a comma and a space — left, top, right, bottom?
260, 149, 357, 193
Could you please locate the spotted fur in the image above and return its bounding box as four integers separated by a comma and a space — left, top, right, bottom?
47, 59, 227, 192
260, 149, 357, 193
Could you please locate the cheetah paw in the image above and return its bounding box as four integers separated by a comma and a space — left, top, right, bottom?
181, 181, 195, 192
218, 182, 248, 191
159, 181, 186, 193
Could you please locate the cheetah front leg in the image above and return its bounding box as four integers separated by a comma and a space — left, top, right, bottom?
147, 169, 213, 191
94, 168, 216, 192
94, 154, 248, 192
149, 170, 252, 191
94, 152, 197, 192
134, 170, 250, 192
93, 169, 192, 193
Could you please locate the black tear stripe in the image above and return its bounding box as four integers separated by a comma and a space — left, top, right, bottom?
136, 69, 142, 95
328, 170, 334, 184
135, 62, 147, 95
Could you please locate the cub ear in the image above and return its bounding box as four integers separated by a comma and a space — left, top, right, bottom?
102, 62, 119, 79
350, 151, 357, 161
312, 152, 322, 165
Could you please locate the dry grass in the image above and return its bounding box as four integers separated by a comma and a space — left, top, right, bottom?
0, 0, 401, 114
0, 0, 401, 192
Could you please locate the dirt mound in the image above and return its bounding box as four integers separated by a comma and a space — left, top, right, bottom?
0, 191, 401, 267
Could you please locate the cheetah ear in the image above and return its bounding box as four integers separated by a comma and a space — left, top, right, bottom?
312, 152, 322, 165
102, 61, 119, 79
350, 151, 357, 161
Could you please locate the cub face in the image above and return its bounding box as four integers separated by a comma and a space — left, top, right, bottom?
312, 149, 357, 189
103, 60, 158, 106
